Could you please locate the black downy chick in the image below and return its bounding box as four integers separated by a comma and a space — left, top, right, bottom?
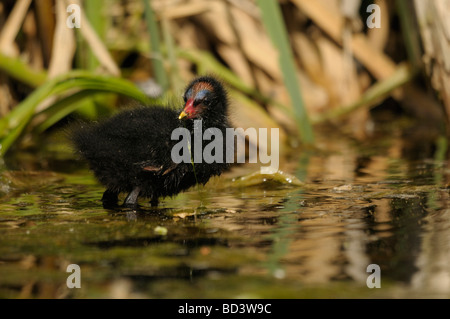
71, 76, 232, 208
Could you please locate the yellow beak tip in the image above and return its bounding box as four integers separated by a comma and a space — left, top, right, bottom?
178, 111, 187, 120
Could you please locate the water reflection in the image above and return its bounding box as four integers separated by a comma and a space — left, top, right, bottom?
0, 121, 450, 298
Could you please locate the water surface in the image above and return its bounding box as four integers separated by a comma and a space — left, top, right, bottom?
1, 119, 449, 298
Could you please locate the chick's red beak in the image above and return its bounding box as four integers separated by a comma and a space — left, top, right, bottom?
179, 98, 195, 119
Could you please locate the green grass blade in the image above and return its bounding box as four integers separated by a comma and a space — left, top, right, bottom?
0, 52, 47, 87
256, 0, 314, 144
0, 71, 154, 156
312, 63, 413, 123
143, 0, 168, 91
84, 0, 106, 71
161, 17, 183, 94
35, 90, 102, 133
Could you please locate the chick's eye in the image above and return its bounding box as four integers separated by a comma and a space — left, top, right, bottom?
193, 98, 202, 107
194, 89, 211, 106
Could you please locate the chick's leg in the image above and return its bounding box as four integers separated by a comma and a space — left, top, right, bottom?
123, 186, 141, 208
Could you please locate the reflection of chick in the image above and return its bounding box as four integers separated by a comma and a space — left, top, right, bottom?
72, 76, 231, 208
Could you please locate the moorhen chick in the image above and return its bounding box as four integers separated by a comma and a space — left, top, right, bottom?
71, 76, 231, 208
